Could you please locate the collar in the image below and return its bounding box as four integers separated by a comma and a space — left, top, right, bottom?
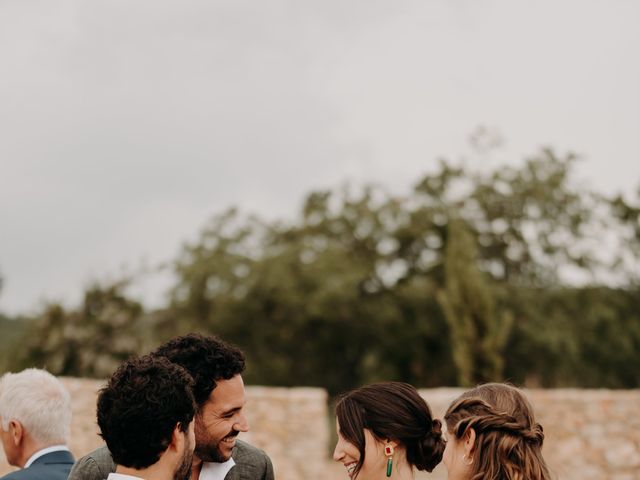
24, 445, 70, 468
199, 458, 236, 480
107, 473, 144, 480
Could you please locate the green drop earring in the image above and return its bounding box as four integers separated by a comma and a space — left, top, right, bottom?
384, 443, 394, 477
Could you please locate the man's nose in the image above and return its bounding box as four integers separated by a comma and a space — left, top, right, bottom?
234, 412, 249, 432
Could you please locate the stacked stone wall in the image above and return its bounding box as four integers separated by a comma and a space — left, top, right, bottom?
0, 381, 638, 480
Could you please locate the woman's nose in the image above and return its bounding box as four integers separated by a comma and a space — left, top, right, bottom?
332, 442, 344, 462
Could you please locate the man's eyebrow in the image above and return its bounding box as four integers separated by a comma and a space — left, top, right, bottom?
220, 404, 244, 416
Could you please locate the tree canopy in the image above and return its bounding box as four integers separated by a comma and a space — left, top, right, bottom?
2, 148, 639, 392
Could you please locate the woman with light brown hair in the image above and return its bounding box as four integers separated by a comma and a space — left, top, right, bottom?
443, 383, 551, 480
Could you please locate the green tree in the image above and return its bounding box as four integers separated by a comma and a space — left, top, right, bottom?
14, 149, 640, 390
18, 281, 151, 377
610, 186, 640, 284
437, 218, 512, 385
168, 189, 457, 393
0, 314, 28, 373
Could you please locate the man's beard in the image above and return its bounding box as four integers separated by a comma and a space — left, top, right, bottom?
195, 430, 239, 463
174, 438, 194, 480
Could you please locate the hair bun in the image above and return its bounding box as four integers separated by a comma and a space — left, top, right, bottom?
411, 419, 445, 472
431, 418, 442, 436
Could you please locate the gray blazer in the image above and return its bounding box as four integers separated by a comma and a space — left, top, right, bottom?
67, 440, 274, 480
1, 450, 75, 480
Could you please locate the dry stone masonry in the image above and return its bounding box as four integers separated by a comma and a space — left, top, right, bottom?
0, 381, 638, 480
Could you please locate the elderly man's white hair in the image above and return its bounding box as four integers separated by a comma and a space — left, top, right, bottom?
0, 368, 72, 444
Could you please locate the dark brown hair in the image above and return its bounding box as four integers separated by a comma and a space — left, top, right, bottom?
97, 355, 196, 469
152, 333, 245, 406
335, 382, 445, 478
444, 383, 551, 480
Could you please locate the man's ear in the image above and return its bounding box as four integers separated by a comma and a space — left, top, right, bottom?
9, 420, 24, 446
169, 424, 185, 453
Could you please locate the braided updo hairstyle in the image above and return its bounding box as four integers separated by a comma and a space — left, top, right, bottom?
335, 382, 445, 479
444, 383, 551, 480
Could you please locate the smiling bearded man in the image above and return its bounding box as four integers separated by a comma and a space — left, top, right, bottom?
68, 334, 274, 480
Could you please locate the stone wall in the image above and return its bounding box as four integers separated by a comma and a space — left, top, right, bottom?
1, 381, 638, 480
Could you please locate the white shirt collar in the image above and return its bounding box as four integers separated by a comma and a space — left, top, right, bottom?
199, 458, 236, 480
107, 473, 144, 480
24, 445, 70, 468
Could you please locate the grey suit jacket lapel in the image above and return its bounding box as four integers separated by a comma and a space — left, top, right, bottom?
223, 465, 239, 480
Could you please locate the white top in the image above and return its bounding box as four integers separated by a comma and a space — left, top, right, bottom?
24, 445, 70, 468
107, 473, 144, 480
199, 459, 236, 480
103, 458, 235, 480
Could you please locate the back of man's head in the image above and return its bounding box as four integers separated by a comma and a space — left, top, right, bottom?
0, 368, 71, 445
97, 355, 196, 469
152, 333, 245, 405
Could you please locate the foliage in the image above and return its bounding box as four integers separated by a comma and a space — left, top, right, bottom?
437, 218, 512, 386
502, 286, 640, 387
8, 148, 640, 390
610, 187, 640, 284
15, 282, 152, 377
0, 313, 28, 373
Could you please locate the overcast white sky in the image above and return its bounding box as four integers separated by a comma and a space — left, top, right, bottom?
1, 0, 639, 315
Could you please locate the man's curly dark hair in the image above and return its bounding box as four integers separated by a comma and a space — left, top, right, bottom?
152, 333, 245, 406
97, 355, 196, 469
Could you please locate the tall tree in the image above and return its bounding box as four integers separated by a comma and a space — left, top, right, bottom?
437, 218, 512, 385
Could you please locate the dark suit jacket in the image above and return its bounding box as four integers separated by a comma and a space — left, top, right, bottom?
1, 450, 75, 480
67, 440, 274, 480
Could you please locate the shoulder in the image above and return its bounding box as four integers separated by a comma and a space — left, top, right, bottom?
1, 464, 71, 480
0, 470, 26, 480
34, 450, 75, 465
67, 445, 116, 480
232, 440, 270, 464
0, 469, 28, 480
231, 440, 274, 479
1, 451, 75, 480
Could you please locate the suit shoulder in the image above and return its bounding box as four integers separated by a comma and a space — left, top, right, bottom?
0, 469, 28, 480
1, 464, 71, 480
232, 440, 274, 480
67, 445, 115, 480
233, 440, 270, 462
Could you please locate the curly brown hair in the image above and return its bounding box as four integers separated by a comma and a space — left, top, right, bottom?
152, 333, 245, 406
97, 355, 196, 469
444, 383, 551, 480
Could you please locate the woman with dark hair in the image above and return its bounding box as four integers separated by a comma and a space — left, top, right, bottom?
443, 383, 551, 480
333, 382, 445, 480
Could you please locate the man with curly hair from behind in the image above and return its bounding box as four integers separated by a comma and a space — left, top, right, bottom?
96, 355, 196, 480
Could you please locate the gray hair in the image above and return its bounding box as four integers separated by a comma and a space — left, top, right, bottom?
0, 368, 72, 444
